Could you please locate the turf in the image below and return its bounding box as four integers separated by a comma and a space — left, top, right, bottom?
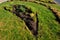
0, 1, 60, 40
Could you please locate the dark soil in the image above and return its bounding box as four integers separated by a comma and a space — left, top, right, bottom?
4, 5, 38, 36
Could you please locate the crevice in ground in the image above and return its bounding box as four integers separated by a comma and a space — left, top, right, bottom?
48, 7, 60, 23
33, 1, 60, 23
4, 5, 38, 36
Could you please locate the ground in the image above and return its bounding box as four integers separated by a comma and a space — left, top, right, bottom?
0, 1, 60, 40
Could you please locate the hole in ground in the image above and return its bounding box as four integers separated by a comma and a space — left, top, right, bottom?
4, 5, 38, 36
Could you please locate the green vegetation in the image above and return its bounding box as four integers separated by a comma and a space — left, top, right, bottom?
0, 0, 60, 40
9, 0, 54, 2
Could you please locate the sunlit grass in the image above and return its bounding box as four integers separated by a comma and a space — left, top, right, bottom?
0, 1, 60, 40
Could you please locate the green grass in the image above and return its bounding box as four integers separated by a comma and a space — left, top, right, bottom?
0, 1, 60, 40
40, 2, 60, 11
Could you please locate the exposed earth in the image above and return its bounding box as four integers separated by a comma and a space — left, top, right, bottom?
0, 0, 60, 40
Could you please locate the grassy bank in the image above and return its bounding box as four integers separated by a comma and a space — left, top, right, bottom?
0, 1, 60, 40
